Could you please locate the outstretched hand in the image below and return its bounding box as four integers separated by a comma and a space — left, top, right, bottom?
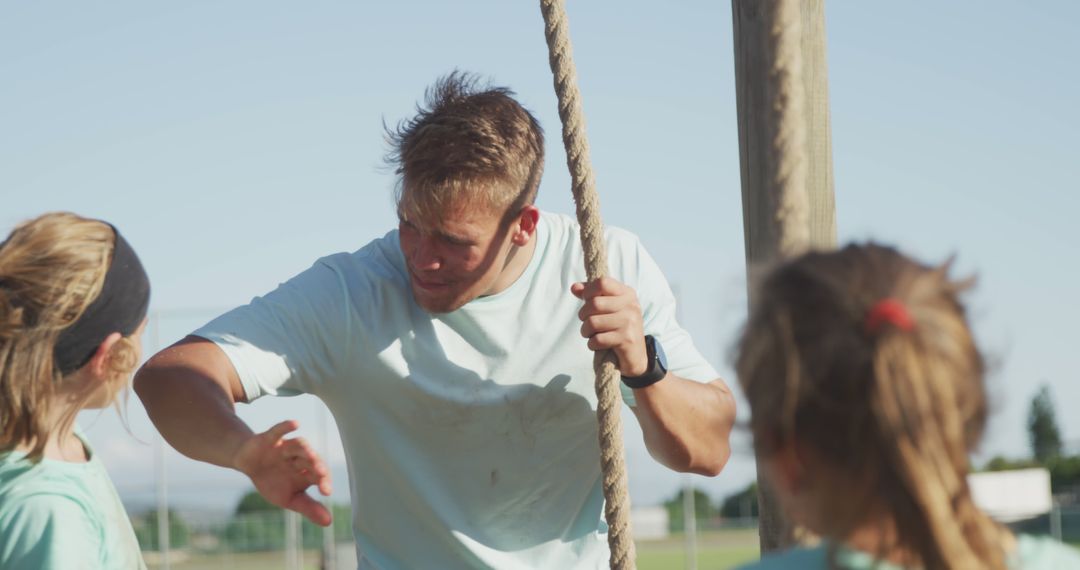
232, 420, 333, 526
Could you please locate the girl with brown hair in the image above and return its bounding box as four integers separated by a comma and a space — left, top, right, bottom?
735, 243, 1079, 569
0, 212, 150, 569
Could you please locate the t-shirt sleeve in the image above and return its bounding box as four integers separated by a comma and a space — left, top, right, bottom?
0, 494, 101, 569
616, 234, 720, 407
1017, 534, 1080, 568
193, 258, 351, 400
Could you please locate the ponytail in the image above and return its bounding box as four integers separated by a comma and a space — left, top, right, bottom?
0, 213, 115, 461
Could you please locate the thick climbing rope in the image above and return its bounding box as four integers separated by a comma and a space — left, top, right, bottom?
538, 1, 636, 568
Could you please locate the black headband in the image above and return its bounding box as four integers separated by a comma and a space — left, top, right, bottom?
54, 227, 150, 375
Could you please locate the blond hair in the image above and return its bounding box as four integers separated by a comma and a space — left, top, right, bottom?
736, 243, 1008, 569
0, 212, 139, 462
385, 71, 545, 224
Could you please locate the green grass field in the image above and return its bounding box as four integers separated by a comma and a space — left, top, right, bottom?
144, 530, 1079, 570
144, 529, 761, 570
637, 529, 760, 570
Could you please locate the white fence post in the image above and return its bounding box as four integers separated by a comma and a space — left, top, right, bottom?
683, 481, 698, 570
1050, 500, 1063, 542
151, 312, 172, 570
286, 510, 301, 570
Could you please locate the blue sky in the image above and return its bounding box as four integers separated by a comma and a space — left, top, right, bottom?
3, 1, 1078, 512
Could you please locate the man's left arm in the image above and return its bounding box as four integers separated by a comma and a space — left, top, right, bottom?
571, 277, 736, 476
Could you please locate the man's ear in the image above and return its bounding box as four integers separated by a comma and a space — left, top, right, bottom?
85, 332, 123, 380
511, 205, 540, 246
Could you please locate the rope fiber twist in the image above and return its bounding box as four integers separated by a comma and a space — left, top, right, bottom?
539, 0, 636, 567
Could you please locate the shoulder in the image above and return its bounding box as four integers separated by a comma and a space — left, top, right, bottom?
1014, 534, 1080, 568
298, 231, 403, 289
539, 211, 647, 276
0, 488, 96, 523
239, 231, 407, 313
313, 231, 408, 298
540, 211, 643, 247
0, 460, 96, 521
0, 483, 99, 556
736, 546, 829, 570
337, 230, 407, 280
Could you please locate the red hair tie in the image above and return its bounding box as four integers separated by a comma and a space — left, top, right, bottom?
865, 298, 915, 334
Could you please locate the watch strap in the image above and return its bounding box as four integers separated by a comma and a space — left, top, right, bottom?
620, 335, 668, 389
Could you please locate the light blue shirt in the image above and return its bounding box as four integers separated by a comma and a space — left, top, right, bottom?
0, 435, 146, 570
195, 212, 717, 569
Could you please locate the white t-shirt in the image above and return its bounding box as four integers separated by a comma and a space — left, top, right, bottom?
195, 211, 717, 570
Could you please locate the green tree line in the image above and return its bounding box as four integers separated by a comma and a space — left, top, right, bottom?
666, 383, 1079, 533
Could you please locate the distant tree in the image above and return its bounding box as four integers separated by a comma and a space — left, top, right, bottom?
980, 454, 1080, 494
133, 509, 190, 551
235, 490, 281, 515
223, 489, 354, 552
662, 487, 716, 532
719, 482, 759, 519
981, 455, 1039, 472
1028, 385, 1063, 463
1046, 455, 1080, 492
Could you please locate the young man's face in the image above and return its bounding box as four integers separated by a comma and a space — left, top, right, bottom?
398, 197, 520, 314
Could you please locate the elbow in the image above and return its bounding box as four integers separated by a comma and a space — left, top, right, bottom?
683, 384, 737, 477
639, 378, 738, 476
132, 365, 150, 400
132, 361, 158, 403
687, 442, 730, 477
647, 434, 731, 477
673, 430, 731, 477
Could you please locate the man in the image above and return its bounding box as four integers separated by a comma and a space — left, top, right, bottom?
135, 73, 735, 569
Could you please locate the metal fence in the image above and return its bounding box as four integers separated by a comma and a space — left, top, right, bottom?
136, 509, 356, 570
126, 312, 1079, 569
1010, 504, 1080, 544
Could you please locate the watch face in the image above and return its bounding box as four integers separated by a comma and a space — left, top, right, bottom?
623, 335, 668, 389
651, 335, 668, 371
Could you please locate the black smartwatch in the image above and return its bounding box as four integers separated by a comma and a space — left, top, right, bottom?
621, 335, 668, 389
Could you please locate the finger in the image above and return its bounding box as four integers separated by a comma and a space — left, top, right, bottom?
264, 420, 300, 443
281, 437, 312, 456
280, 440, 331, 494
292, 466, 320, 488
580, 313, 626, 339
288, 454, 318, 473
587, 330, 631, 352
594, 276, 629, 296
576, 278, 630, 302
288, 492, 333, 527
578, 295, 631, 321
570, 282, 586, 299
282, 462, 327, 492
289, 454, 330, 482
317, 473, 333, 496
282, 439, 324, 466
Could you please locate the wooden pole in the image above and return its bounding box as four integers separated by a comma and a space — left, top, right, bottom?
731, 0, 836, 554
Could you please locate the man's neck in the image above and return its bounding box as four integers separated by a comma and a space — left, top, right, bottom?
487, 229, 539, 296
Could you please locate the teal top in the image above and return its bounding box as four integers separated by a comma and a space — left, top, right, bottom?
737, 535, 1080, 569
0, 434, 146, 570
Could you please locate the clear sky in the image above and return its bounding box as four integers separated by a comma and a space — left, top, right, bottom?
2, 1, 1078, 514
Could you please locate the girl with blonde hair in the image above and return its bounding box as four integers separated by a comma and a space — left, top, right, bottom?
0, 212, 150, 569
735, 243, 1080, 569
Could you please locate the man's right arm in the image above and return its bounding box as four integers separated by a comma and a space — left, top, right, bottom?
134, 335, 333, 525
134, 336, 253, 467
